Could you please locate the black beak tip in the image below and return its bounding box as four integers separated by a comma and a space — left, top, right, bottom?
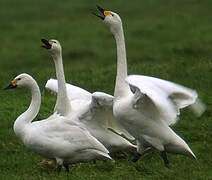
41, 38, 48, 43
96, 5, 104, 14
41, 38, 46, 41
93, 5, 105, 20
92, 12, 104, 20
4, 84, 16, 90
41, 38, 51, 49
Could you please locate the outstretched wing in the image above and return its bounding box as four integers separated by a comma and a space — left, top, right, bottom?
45, 79, 92, 101
126, 75, 205, 125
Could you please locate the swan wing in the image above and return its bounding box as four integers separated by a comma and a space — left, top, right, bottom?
89, 92, 135, 140
127, 75, 205, 116
45, 79, 134, 140
45, 79, 92, 101
129, 83, 177, 125
30, 116, 110, 155
126, 75, 203, 125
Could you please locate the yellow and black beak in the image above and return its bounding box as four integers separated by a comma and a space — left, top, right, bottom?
93, 5, 111, 20
41, 38, 53, 49
93, 5, 113, 20
4, 80, 17, 90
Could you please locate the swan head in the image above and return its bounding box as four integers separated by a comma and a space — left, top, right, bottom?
94, 5, 122, 35
4, 73, 36, 90
41, 39, 62, 55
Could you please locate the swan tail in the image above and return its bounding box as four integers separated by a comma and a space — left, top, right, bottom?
166, 135, 196, 159
181, 143, 196, 159
96, 150, 113, 160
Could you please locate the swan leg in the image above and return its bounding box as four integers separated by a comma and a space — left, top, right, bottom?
92, 160, 97, 164
132, 140, 151, 162
63, 163, 69, 172
160, 151, 169, 167
132, 147, 151, 162
56, 165, 62, 173
56, 157, 63, 173
132, 153, 142, 162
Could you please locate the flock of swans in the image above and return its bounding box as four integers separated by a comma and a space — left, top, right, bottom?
4, 6, 205, 172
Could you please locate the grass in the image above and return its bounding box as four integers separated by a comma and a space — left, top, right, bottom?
0, 0, 212, 179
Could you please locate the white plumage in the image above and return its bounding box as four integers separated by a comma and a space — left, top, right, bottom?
42, 39, 136, 153
5, 73, 111, 172
95, 6, 205, 165
126, 75, 202, 126
45, 78, 92, 102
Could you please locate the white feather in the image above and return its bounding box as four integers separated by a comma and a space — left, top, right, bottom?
44, 39, 136, 153
8, 74, 111, 167
126, 75, 204, 125
101, 10, 202, 159
45, 78, 92, 101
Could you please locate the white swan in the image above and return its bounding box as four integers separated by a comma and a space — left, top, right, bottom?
5, 73, 111, 172
94, 6, 205, 165
41, 39, 136, 153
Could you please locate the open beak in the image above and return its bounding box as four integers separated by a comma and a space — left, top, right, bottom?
41, 38, 52, 49
4, 80, 17, 90
92, 5, 105, 20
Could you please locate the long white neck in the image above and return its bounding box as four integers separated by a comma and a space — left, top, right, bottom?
14, 82, 41, 139
52, 52, 71, 116
113, 25, 131, 98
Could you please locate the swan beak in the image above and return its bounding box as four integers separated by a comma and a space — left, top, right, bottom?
92, 5, 105, 20
41, 38, 52, 49
4, 80, 17, 90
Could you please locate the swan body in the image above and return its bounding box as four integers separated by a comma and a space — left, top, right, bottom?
5, 73, 111, 170
113, 76, 196, 157
95, 6, 205, 164
42, 39, 136, 153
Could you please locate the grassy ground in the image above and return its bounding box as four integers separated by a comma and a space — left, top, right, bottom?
0, 0, 211, 179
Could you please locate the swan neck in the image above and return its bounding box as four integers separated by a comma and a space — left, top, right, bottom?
113, 26, 130, 98
52, 52, 71, 115
14, 82, 41, 139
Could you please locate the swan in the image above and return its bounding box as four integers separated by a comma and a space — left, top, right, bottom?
94, 5, 205, 165
41, 39, 136, 153
4, 73, 112, 172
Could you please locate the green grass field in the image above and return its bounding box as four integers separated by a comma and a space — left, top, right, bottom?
0, 0, 211, 179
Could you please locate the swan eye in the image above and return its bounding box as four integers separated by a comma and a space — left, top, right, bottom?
17, 78, 21, 81
111, 14, 114, 17
53, 41, 57, 43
